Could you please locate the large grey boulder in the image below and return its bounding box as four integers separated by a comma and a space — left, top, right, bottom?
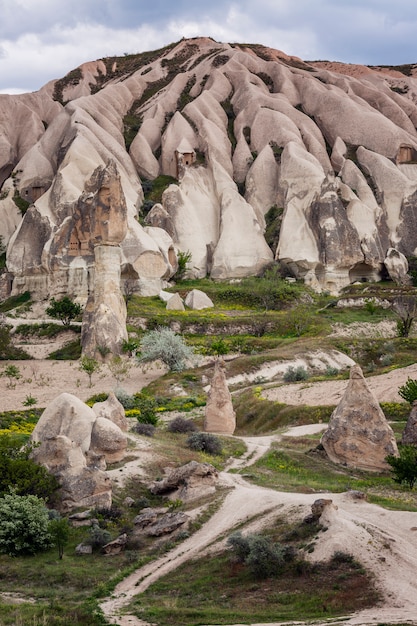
321, 364, 398, 471
149, 460, 218, 502
204, 359, 236, 434
384, 248, 410, 285
90, 417, 127, 464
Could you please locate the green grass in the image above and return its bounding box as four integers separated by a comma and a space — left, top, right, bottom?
130, 526, 379, 625
0, 291, 31, 313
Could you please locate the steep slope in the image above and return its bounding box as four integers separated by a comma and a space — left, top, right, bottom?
1, 38, 417, 300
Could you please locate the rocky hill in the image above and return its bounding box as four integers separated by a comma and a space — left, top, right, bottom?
2, 36, 417, 301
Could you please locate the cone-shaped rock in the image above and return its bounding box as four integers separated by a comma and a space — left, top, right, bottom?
321, 364, 398, 471
204, 359, 236, 434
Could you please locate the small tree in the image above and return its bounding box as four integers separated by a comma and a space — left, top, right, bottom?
398, 377, 417, 404
392, 295, 417, 337
386, 445, 417, 489
0, 490, 52, 556
49, 516, 70, 559
138, 327, 194, 372
79, 355, 101, 387
3, 364, 21, 388
46, 296, 82, 327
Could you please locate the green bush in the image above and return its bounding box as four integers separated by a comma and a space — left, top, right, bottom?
227, 531, 287, 579
46, 296, 82, 326
186, 432, 222, 455
168, 417, 198, 433
386, 445, 417, 489
398, 377, 417, 404
0, 490, 52, 556
0, 435, 59, 499
88, 524, 112, 550
283, 365, 309, 382
132, 422, 156, 437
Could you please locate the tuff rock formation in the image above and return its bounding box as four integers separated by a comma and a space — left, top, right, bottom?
3, 39, 417, 296
149, 460, 218, 501
184, 289, 214, 310
92, 392, 129, 432
30, 392, 127, 511
204, 359, 236, 434
321, 364, 398, 471
402, 401, 417, 444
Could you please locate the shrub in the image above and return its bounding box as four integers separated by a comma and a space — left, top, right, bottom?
138, 326, 194, 371
283, 365, 309, 382
186, 432, 222, 455
174, 250, 192, 281
227, 531, 287, 579
133, 393, 159, 425
0, 490, 52, 556
0, 435, 59, 499
398, 377, 417, 404
79, 355, 101, 387
132, 422, 156, 437
386, 445, 417, 489
88, 524, 112, 550
115, 388, 136, 409
46, 296, 82, 326
168, 417, 198, 433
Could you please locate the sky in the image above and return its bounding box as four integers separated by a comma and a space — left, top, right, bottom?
1, 0, 417, 94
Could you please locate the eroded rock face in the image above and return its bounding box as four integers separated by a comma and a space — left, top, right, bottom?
384, 248, 410, 285
321, 364, 398, 471
402, 401, 417, 444
204, 359, 236, 435
4, 38, 417, 297
92, 392, 129, 432
30, 392, 127, 511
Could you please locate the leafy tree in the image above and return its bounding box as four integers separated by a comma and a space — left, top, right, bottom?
138, 326, 194, 372
0, 490, 52, 556
398, 377, 417, 404
79, 355, 101, 387
386, 445, 417, 489
46, 296, 82, 326
49, 516, 70, 559
391, 295, 417, 337
0, 435, 59, 499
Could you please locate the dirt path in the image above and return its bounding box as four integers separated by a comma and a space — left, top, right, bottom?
99, 424, 417, 626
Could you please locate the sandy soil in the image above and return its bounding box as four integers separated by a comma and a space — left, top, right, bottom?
0, 358, 166, 412
263, 362, 417, 406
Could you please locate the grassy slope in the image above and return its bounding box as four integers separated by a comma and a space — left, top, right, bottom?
1, 278, 417, 624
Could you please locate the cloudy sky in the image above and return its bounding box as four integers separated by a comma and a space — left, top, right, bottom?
1, 0, 417, 94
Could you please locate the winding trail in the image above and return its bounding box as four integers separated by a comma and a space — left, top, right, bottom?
100, 424, 417, 626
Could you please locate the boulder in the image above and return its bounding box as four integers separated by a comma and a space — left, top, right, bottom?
166, 292, 185, 310
102, 533, 128, 555
384, 248, 410, 285
146, 512, 189, 536
92, 392, 129, 432
204, 359, 236, 434
184, 289, 214, 310
31, 393, 96, 453
321, 364, 398, 471
30, 392, 113, 512
402, 401, 417, 444
149, 460, 218, 501
90, 416, 127, 464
